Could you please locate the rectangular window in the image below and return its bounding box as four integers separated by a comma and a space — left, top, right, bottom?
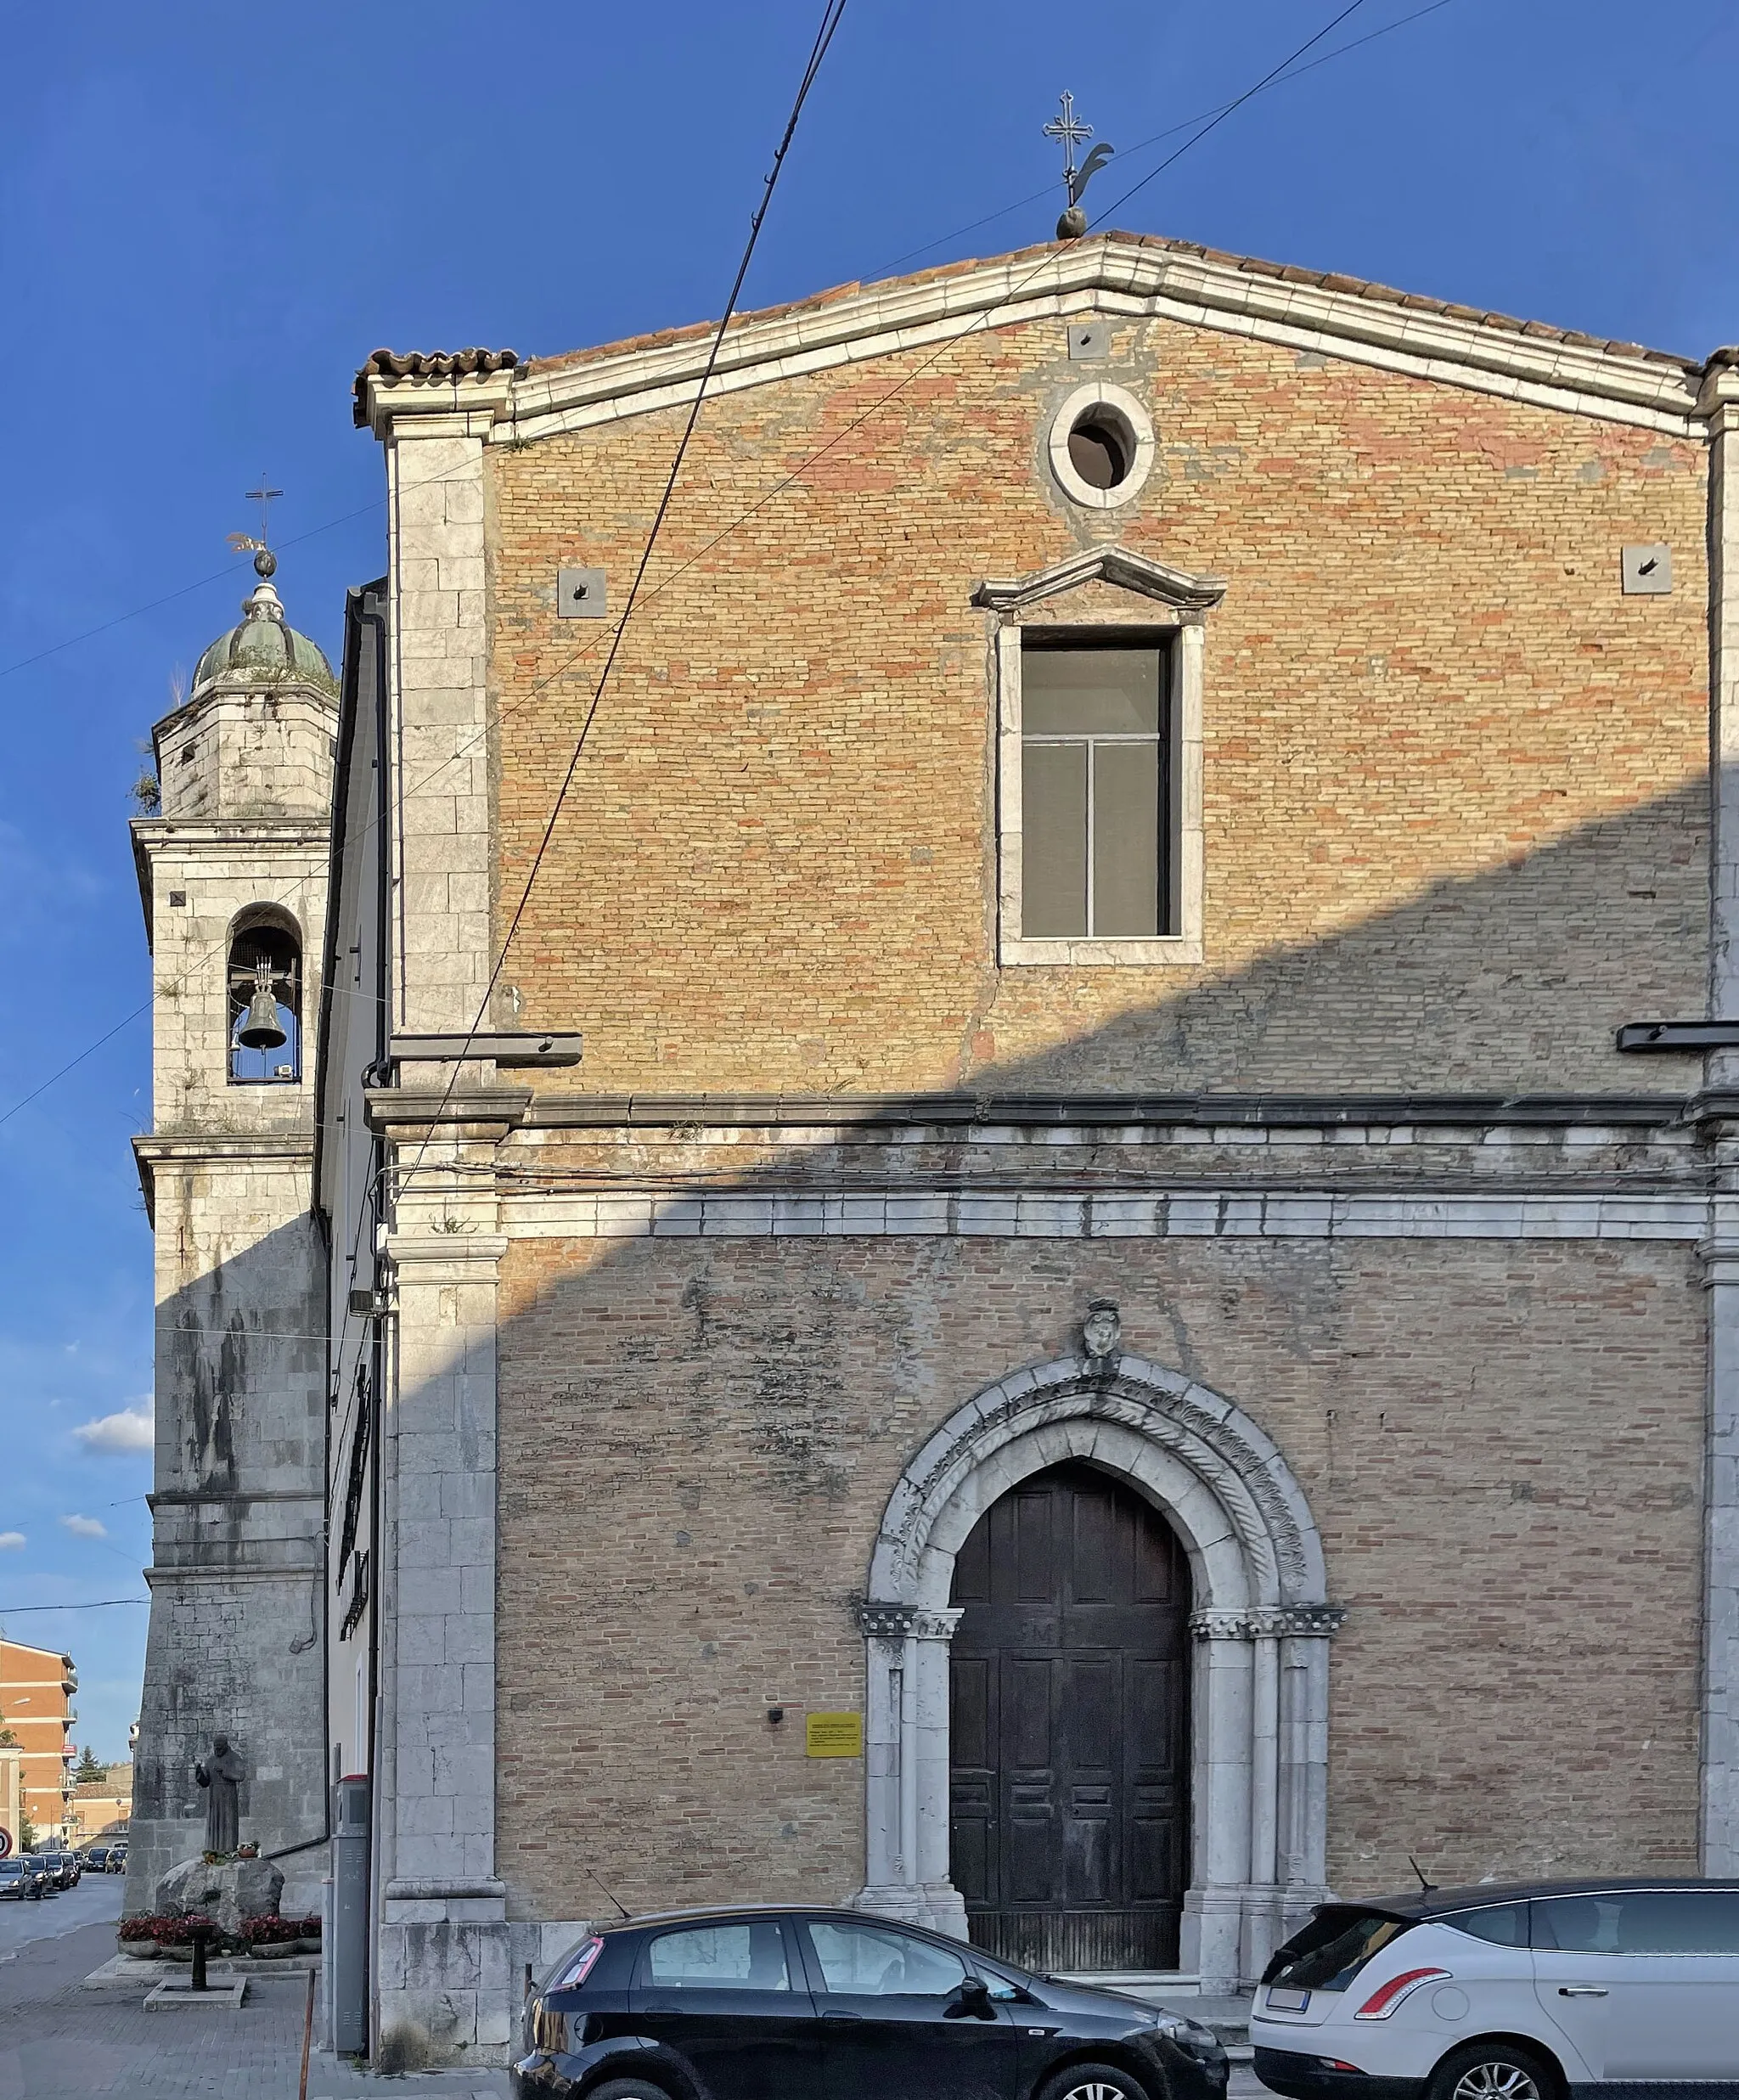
999, 628, 1200, 965
1021, 641, 1169, 937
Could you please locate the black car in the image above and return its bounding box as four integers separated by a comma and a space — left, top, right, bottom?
38, 1851, 78, 1889
82, 1845, 110, 1872
16, 1855, 56, 1897
512, 1904, 1228, 2100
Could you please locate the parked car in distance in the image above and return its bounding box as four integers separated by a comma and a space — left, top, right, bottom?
514, 1903, 1229, 2100
15, 1856, 56, 1898
1251, 1878, 1739, 2100
0, 1857, 37, 1901
106, 1844, 127, 1874
40, 1851, 79, 1889
81, 1845, 110, 1872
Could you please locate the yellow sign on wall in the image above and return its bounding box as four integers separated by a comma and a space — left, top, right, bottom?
805, 1711, 864, 1759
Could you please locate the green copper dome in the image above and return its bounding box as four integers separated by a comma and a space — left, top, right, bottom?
193, 571, 336, 695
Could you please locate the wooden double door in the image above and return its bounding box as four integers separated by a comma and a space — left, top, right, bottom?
948, 1462, 1191, 1973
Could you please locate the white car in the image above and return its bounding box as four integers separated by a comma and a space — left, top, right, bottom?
1251, 1879, 1739, 2100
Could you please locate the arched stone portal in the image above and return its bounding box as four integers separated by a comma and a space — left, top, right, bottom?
852, 1341, 1343, 1993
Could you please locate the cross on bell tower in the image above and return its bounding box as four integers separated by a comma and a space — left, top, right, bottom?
244, 476, 283, 547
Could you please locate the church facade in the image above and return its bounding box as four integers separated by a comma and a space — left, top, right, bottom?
134, 229, 1739, 2062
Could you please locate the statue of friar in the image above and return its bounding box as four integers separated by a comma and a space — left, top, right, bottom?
194, 1734, 245, 1854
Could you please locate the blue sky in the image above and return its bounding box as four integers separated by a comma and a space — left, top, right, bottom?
2, 0, 1735, 1764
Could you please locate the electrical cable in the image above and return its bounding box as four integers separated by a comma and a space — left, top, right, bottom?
871, 0, 1456, 279
0, 3, 1458, 698
0, 1598, 150, 1613
0, 0, 1457, 1219
392, 0, 849, 1208
1084, 1, 1368, 228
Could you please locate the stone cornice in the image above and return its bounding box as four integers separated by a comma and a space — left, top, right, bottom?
131, 818, 333, 856
132, 1131, 314, 1225
517, 1089, 1689, 1134
133, 1134, 316, 1162
490, 240, 1705, 446
357, 367, 517, 442
972, 544, 1229, 616
364, 1087, 532, 1140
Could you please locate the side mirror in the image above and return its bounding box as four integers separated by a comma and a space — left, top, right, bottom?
947, 1975, 995, 2019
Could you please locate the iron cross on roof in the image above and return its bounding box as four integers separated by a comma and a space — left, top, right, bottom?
245, 476, 282, 546
1044, 91, 1115, 230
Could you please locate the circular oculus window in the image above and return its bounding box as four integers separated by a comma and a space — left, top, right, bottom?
1047, 383, 1155, 510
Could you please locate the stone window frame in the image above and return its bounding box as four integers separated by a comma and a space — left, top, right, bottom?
975, 545, 1224, 968
1047, 382, 1157, 511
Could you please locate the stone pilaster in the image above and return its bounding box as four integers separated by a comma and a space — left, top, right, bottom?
374, 1227, 511, 2054
1702, 352, 1739, 1874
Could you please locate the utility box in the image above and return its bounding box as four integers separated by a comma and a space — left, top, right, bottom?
329, 1776, 370, 2056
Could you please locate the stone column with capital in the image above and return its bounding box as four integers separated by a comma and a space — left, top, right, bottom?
852, 1602, 967, 1937
1185, 1605, 1342, 1992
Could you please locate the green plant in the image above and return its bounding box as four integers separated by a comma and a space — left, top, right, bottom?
0, 1726, 18, 1747
19, 1814, 37, 1850
75, 1747, 107, 1785
130, 768, 160, 815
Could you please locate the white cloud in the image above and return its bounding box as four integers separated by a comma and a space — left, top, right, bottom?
59, 1514, 107, 1540
0, 1532, 23, 1551
72, 1405, 154, 1455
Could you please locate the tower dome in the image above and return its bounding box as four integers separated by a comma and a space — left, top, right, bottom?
192, 551, 336, 695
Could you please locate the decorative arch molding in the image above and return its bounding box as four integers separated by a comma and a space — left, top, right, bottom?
853, 1343, 1343, 1994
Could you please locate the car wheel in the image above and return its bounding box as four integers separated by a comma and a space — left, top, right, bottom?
586, 2080, 675, 2100
1038, 2063, 1153, 2100
1428, 2041, 1560, 2100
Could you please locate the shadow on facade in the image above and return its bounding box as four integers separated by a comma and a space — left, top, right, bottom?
128, 1208, 329, 1917
464, 771, 1710, 1955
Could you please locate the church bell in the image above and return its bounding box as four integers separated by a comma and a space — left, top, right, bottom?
236, 963, 288, 1050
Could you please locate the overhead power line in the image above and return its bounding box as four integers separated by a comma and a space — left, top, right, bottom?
0, 1598, 150, 1613
1, 0, 1451, 1147
0, 3, 1457, 698
393, 0, 850, 1208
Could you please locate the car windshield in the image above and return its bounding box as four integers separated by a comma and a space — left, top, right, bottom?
1263, 1907, 1415, 1990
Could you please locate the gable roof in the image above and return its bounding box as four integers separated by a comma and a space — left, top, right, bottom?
356, 230, 1729, 442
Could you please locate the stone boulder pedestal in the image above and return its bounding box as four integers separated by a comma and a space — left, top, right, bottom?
155, 1856, 284, 1940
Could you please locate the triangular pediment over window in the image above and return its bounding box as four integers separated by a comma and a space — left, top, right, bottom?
971, 544, 1228, 616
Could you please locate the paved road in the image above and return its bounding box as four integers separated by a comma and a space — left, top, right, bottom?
0, 1869, 123, 1962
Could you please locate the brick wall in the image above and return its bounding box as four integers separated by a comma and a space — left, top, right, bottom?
483, 316, 1708, 1095
493, 1230, 1703, 1919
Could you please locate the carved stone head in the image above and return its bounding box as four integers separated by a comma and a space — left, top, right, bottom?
1081, 1299, 1122, 1361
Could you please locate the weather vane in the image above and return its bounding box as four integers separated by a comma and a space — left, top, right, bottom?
1044, 92, 1114, 239
227, 474, 284, 579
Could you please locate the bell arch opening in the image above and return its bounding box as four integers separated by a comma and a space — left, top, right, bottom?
227, 907, 302, 1085
853, 1346, 1342, 1993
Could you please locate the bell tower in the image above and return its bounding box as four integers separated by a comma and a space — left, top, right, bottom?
127, 548, 337, 1911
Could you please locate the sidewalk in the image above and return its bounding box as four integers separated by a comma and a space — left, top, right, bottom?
0, 1909, 509, 2100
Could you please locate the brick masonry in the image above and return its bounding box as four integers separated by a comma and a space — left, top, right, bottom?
482, 312, 1708, 1096
493, 1231, 1704, 1917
